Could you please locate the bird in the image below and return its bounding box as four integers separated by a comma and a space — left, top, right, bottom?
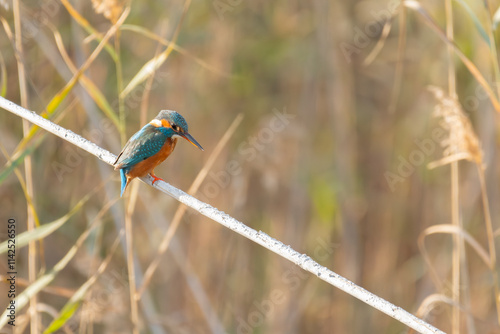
114, 110, 203, 196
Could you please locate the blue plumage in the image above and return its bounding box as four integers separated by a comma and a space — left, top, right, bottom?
114, 124, 174, 170
113, 110, 203, 197
120, 169, 128, 197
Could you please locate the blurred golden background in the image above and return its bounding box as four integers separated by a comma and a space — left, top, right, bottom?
1, 0, 500, 333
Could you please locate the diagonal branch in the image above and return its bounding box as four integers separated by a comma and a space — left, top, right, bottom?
0, 96, 445, 334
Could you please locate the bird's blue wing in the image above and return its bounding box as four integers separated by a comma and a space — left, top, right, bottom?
114, 124, 169, 169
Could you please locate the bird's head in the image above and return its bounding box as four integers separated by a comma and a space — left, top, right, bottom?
149, 110, 204, 151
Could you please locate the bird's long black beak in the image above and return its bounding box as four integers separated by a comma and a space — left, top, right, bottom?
182, 132, 204, 151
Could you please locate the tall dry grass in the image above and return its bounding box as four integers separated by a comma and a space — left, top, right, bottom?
0, 0, 500, 333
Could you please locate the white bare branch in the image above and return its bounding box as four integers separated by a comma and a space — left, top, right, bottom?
0, 96, 445, 334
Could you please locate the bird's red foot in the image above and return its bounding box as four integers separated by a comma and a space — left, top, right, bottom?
150, 173, 165, 185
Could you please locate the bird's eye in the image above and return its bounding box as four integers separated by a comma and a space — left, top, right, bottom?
172, 124, 179, 131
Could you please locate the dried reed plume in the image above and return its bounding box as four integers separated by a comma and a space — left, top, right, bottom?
91, 0, 125, 23
427, 86, 483, 169
425, 86, 499, 325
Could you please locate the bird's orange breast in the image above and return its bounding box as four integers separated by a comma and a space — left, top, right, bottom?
128, 138, 177, 178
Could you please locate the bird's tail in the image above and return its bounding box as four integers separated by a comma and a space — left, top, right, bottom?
120, 169, 128, 197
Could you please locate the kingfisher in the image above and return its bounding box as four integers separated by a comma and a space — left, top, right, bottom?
114, 110, 203, 196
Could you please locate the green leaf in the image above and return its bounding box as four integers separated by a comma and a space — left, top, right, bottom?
60, 0, 117, 61
43, 301, 81, 334
0, 52, 6, 97
120, 48, 172, 99
454, 0, 490, 44
78, 75, 121, 130
0, 190, 92, 254
121, 24, 231, 78
0, 139, 39, 185
43, 234, 122, 333
0, 262, 71, 328
0, 198, 118, 328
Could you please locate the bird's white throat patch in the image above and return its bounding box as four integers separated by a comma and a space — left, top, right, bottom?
149, 119, 162, 127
